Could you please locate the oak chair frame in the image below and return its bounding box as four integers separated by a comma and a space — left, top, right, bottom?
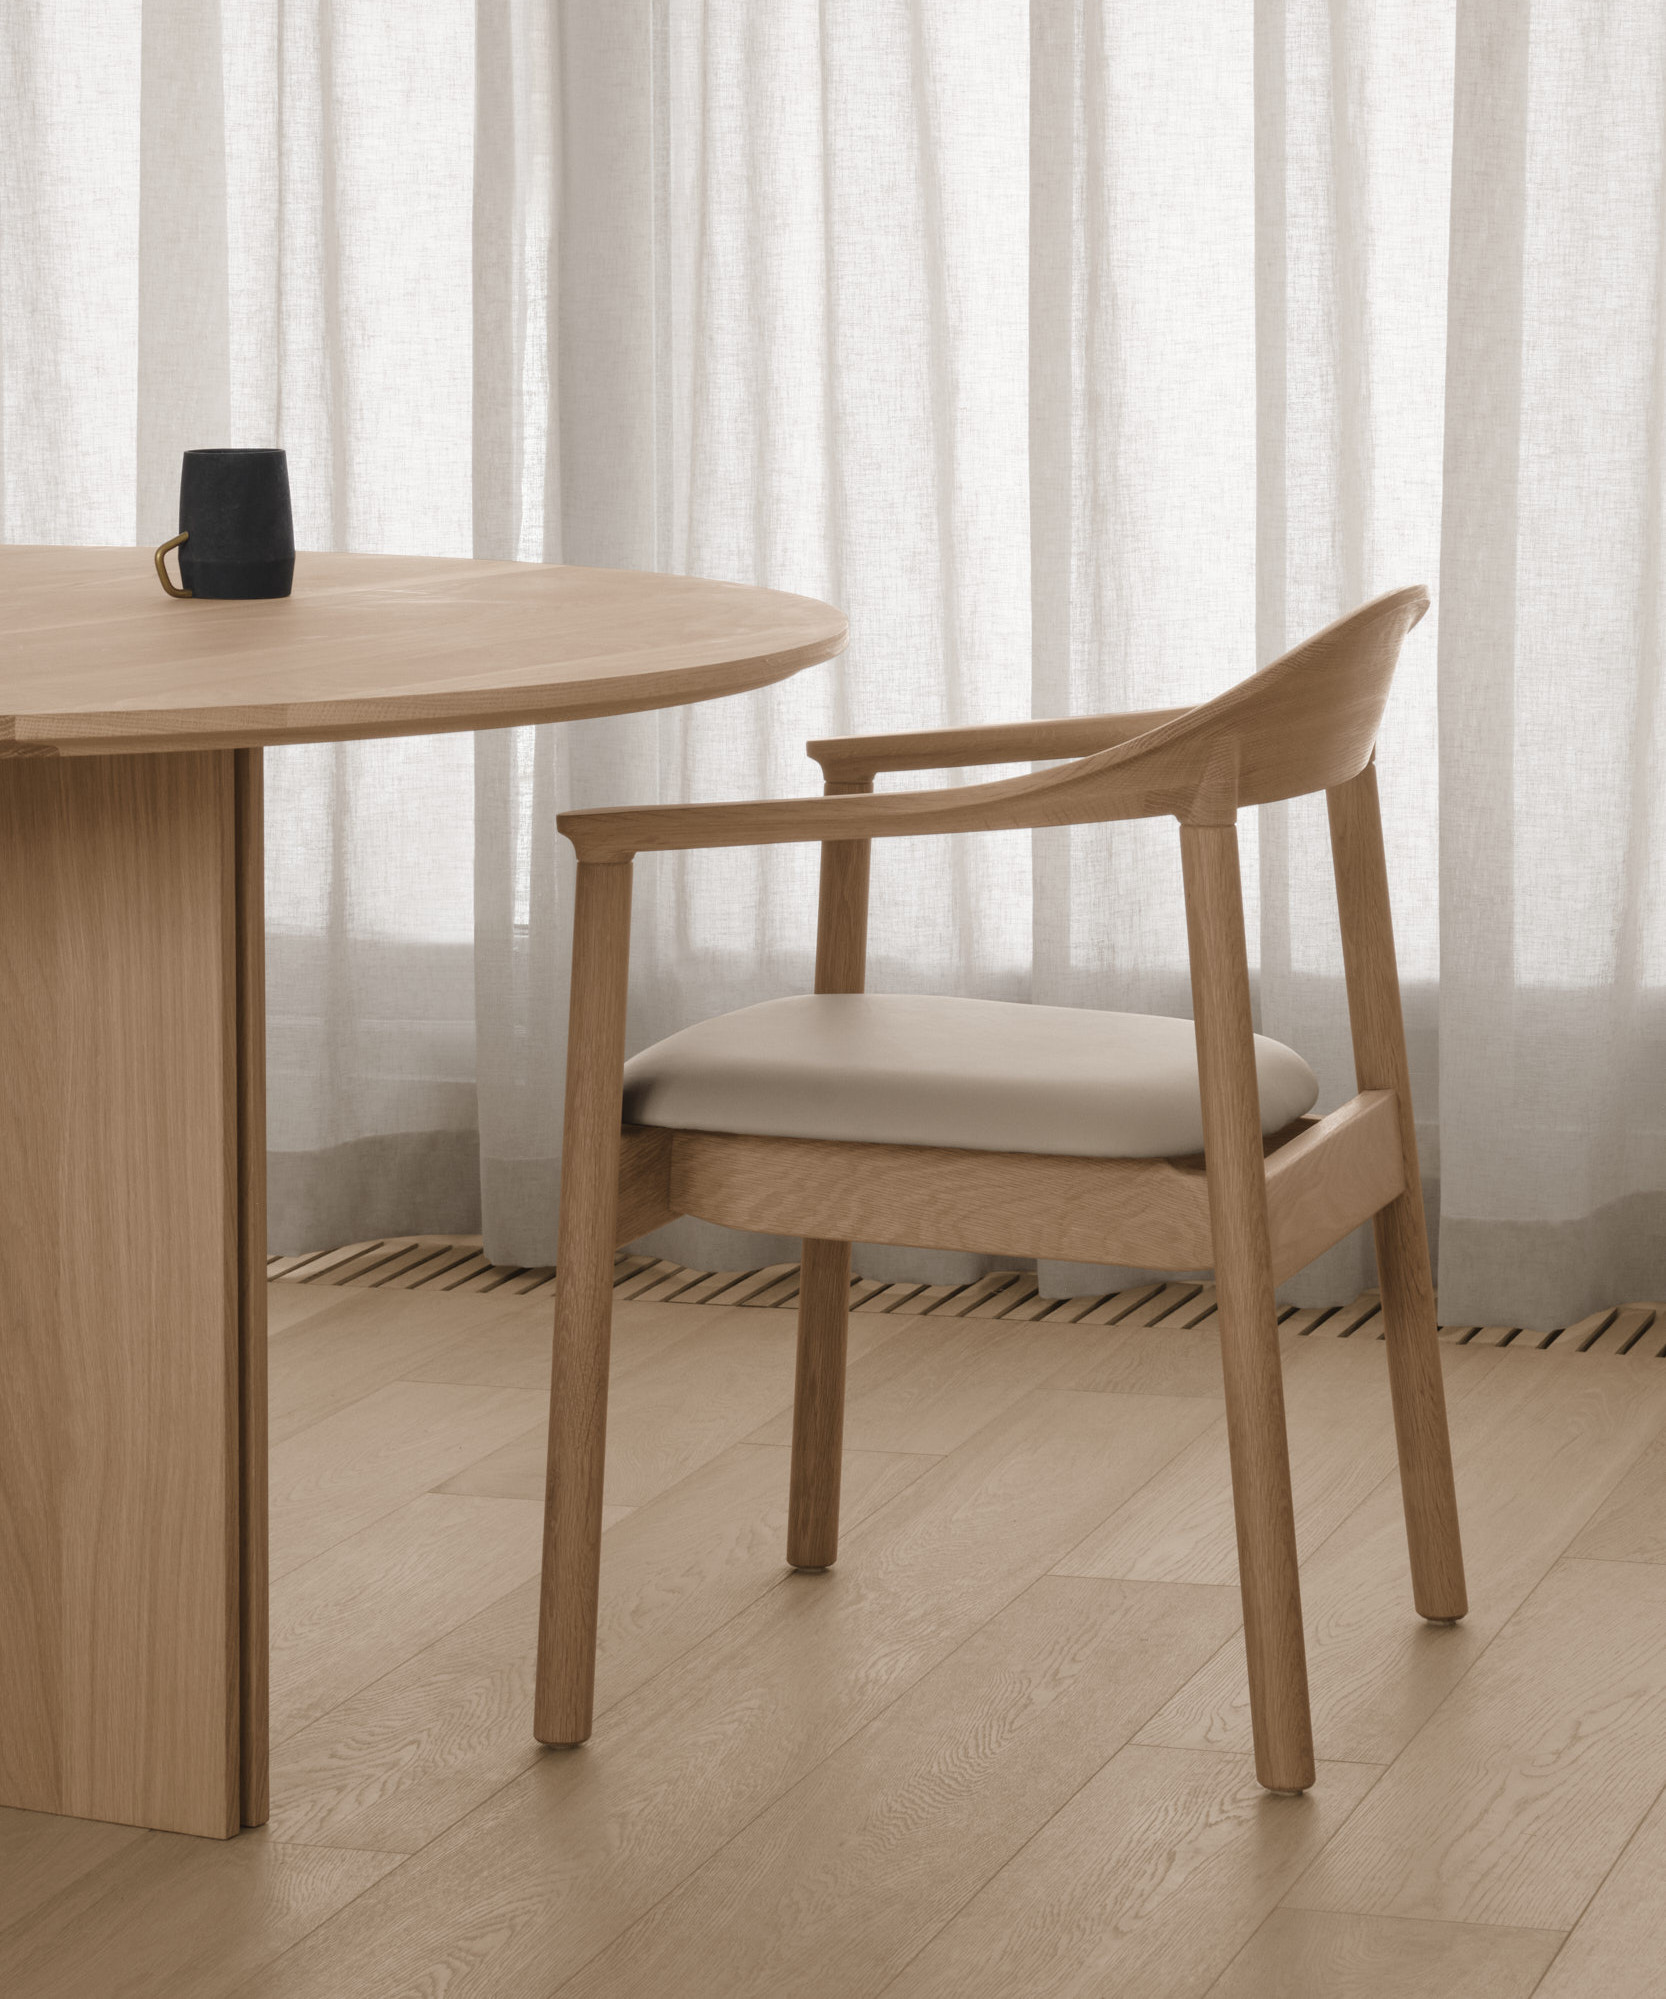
534, 585, 1465, 1794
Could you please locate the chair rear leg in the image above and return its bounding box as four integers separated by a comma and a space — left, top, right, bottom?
1375, 1194, 1467, 1620
788, 1238, 851, 1570
1327, 766, 1466, 1623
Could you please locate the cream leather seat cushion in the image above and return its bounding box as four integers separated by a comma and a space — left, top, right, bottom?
621, 994, 1319, 1160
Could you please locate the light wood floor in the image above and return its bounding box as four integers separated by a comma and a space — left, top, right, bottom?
5, 1263, 1666, 1996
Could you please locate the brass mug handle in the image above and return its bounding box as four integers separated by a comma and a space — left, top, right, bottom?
154, 530, 193, 598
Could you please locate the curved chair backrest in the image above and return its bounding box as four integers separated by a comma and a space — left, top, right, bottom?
555, 587, 1429, 861
1021, 585, 1429, 827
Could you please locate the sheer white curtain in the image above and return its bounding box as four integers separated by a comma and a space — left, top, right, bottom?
2, 1, 1662, 1326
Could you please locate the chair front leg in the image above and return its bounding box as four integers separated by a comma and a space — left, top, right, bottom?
1182, 821, 1315, 1794
535, 859, 634, 1746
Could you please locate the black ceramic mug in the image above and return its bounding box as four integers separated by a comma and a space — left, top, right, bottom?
154, 447, 295, 599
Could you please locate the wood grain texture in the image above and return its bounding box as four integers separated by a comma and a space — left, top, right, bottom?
1052, 1335, 1426, 1588
266, 1280, 363, 1335
0, 1807, 144, 1934
1183, 821, 1313, 1793
661, 1098, 1396, 1274
0, 547, 847, 754
235, 746, 269, 1827
1532, 1781, 1666, 1998
811, 775, 872, 993
1206, 1908, 1562, 1998
1328, 764, 1466, 1621
270, 1494, 545, 1745
0, 1833, 400, 1999
1566, 1423, 1666, 1562
883, 1748, 1382, 1999
0, 751, 241, 1838
557, 1576, 1243, 1999
1262, 1091, 1403, 1284
536, 861, 634, 1744
268, 1381, 545, 1577
807, 706, 1195, 780
786, 1239, 851, 1568
1046, 1319, 1234, 1397
560, 586, 1428, 859
669, 1125, 1221, 1264
269, 1444, 932, 1855
748, 1310, 1112, 1457
1286, 1557, 1666, 1927
13, 1279, 1663, 1993
613, 1123, 676, 1244
409, 1291, 709, 1394
267, 1288, 535, 1439
443, 1298, 909, 1509
235, 1392, 1220, 1998
1043, 1306, 1311, 1400
782, 810, 871, 1571
1139, 1349, 1665, 1766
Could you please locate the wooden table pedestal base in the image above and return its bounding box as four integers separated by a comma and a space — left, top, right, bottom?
0, 748, 266, 1839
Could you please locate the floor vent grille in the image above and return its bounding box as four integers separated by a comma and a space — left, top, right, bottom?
267, 1239, 1665, 1357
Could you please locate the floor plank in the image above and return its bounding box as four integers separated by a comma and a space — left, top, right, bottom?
267, 1444, 934, 1852
1040, 1308, 1318, 1402
270, 1379, 546, 1578
270, 1493, 545, 1743
0, 1808, 144, 1934
267, 1280, 366, 1337
440, 1301, 909, 1509
1566, 1425, 1666, 1564
238, 1391, 1221, 1997
1138, 1348, 1666, 1764
404, 1293, 716, 1392
1044, 1319, 1234, 1399
1532, 1780, 1666, 1997
0, 1834, 399, 1999
558, 1575, 1243, 1999
1051, 1334, 1486, 1587
880, 1747, 1382, 1999
744, 1313, 1093, 1456
1203, 1907, 1563, 1997
267, 1288, 533, 1443
1285, 1557, 1666, 1927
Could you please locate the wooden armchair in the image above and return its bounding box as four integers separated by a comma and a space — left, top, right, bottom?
533, 585, 1464, 1795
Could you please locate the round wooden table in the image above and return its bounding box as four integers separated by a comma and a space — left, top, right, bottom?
0, 547, 847, 1838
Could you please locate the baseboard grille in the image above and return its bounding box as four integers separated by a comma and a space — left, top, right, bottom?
266, 1238, 1666, 1358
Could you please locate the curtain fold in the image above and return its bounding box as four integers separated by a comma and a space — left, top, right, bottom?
1436, 1, 1666, 1322
3, 0, 1662, 1325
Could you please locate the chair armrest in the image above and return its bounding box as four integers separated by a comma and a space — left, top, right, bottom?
558, 768, 1059, 862
805, 708, 1194, 782
560, 704, 1235, 863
